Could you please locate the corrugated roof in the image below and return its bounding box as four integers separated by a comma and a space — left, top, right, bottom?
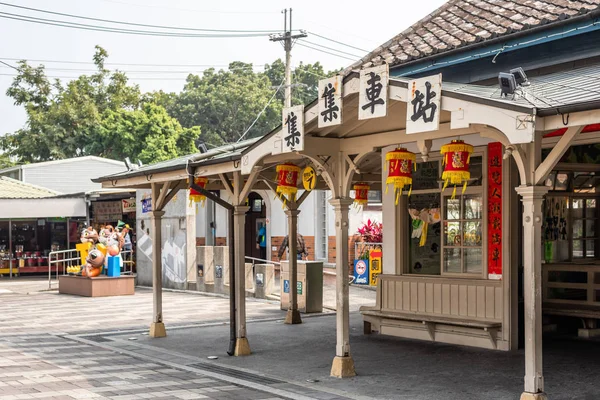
438, 64, 600, 114
0, 176, 60, 199
94, 138, 259, 182
348, 0, 600, 72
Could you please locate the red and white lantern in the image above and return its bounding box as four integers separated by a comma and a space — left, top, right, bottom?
189, 177, 208, 207
385, 148, 416, 205
441, 140, 474, 198
276, 163, 300, 205
353, 182, 370, 208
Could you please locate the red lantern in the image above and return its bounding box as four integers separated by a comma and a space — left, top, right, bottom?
353, 183, 370, 208
189, 177, 208, 207
385, 148, 416, 205
441, 139, 474, 198
276, 163, 300, 205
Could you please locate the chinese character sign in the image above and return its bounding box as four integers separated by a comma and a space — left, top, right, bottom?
406, 74, 442, 134
318, 76, 342, 128
281, 105, 304, 153
358, 64, 388, 120
487, 142, 502, 280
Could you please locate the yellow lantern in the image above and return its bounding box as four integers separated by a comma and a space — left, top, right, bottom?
353, 182, 370, 208
189, 177, 208, 206
276, 163, 300, 206
385, 148, 416, 205
440, 140, 474, 198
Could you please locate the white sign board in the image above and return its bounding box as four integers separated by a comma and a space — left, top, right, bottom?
282, 105, 304, 153
358, 64, 388, 120
318, 76, 342, 128
122, 198, 136, 213
406, 74, 442, 134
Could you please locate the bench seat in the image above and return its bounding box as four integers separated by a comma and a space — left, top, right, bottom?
361, 309, 502, 348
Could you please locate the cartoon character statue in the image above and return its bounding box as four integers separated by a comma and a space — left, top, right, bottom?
98, 225, 115, 246
81, 248, 105, 278
80, 227, 99, 244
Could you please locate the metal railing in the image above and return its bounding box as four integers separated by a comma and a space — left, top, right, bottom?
48, 249, 82, 290
245, 256, 280, 267
48, 249, 136, 289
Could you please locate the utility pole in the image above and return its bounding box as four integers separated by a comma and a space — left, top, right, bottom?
269, 8, 307, 108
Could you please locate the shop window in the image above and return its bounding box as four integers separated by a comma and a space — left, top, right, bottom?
572, 198, 597, 259
442, 194, 483, 275
408, 193, 442, 275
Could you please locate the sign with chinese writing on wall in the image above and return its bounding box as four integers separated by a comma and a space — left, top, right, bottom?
369, 249, 382, 286
93, 201, 122, 222
406, 74, 442, 134
282, 105, 304, 153
122, 198, 136, 213
487, 142, 503, 280
318, 75, 342, 128
141, 198, 152, 214
358, 64, 388, 120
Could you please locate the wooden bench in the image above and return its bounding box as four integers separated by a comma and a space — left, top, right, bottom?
361, 309, 502, 349
543, 303, 600, 329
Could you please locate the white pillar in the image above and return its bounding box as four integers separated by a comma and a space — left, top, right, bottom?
233, 205, 251, 355
329, 198, 356, 378
285, 208, 302, 324
516, 186, 549, 400
149, 210, 166, 338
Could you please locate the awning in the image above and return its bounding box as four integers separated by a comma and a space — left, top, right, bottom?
0, 197, 87, 219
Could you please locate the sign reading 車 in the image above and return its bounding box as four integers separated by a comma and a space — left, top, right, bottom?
359, 64, 389, 120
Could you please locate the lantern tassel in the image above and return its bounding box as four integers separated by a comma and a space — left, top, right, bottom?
395, 189, 400, 206
452, 185, 457, 199
463, 181, 468, 195
408, 184, 412, 197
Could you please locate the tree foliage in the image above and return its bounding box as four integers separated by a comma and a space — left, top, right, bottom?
3, 47, 340, 165
2, 46, 200, 164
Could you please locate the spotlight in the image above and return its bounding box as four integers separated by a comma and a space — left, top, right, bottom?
498, 72, 517, 97
510, 67, 530, 86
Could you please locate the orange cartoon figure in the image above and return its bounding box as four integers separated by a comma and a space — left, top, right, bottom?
80, 227, 99, 244
82, 248, 105, 278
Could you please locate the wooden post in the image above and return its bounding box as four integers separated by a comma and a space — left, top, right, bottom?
285, 208, 302, 324
329, 198, 356, 378
149, 210, 166, 338
233, 205, 251, 355
516, 186, 549, 400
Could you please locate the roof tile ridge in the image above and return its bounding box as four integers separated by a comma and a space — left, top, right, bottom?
456, 0, 517, 35
427, 9, 479, 46
443, 6, 492, 42
343, 0, 461, 72
500, 0, 574, 19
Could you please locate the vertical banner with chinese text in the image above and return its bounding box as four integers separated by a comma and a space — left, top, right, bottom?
318, 75, 342, 128
281, 105, 304, 153
406, 74, 442, 134
487, 142, 503, 280
358, 64, 388, 120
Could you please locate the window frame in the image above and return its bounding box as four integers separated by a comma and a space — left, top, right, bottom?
406, 148, 488, 279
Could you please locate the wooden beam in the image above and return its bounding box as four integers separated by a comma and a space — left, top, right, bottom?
239, 166, 261, 203
161, 180, 186, 209
219, 173, 234, 198
155, 181, 171, 211
295, 190, 311, 207
534, 126, 584, 185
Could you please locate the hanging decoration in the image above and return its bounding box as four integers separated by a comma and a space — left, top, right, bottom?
385, 148, 416, 205
441, 140, 474, 199
189, 177, 208, 207
353, 182, 370, 209
276, 163, 300, 206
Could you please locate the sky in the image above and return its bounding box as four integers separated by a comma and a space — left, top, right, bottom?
0, 0, 448, 135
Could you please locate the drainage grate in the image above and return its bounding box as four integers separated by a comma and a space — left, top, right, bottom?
187, 362, 284, 385
76, 334, 114, 343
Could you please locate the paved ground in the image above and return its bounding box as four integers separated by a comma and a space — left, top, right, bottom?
3, 278, 600, 399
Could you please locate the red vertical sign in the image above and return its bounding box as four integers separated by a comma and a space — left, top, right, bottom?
487, 142, 502, 280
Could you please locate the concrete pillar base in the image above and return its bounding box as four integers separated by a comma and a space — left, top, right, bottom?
520, 392, 548, 400
234, 337, 251, 356
330, 356, 356, 378
149, 322, 166, 338
284, 309, 302, 324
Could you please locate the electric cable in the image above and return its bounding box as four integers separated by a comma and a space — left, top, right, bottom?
295, 42, 356, 61
236, 78, 285, 143
298, 39, 362, 58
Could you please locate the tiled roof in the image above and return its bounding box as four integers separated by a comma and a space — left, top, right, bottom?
0, 176, 60, 199
349, 0, 600, 72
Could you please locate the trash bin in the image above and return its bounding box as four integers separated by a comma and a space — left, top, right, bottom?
280, 260, 323, 313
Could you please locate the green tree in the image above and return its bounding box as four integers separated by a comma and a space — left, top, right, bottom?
0, 153, 13, 169
2, 46, 199, 164
166, 62, 282, 146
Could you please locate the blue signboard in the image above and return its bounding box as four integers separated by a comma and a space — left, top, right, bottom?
353, 259, 369, 285
283, 279, 302, 294
141, 198, 152, 213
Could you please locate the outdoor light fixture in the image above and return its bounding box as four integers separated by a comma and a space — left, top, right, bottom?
124, 157, 139, 171
510, 67, 530, 86
195, 139, 208, 154
498, 72, 517, 97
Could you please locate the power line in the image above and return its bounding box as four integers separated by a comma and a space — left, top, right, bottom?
0, 13, 271, 38
97, 0, 279, 15
0, 2, 282, 33
0, 60, 19, 71
307, 31, 369, 53
299, 39, 361, 58
236, 78, 285, 143
295, 42, 356, 61
0, 72, 192, 81
0, 65, 265, 74
0, 57, 267, 68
